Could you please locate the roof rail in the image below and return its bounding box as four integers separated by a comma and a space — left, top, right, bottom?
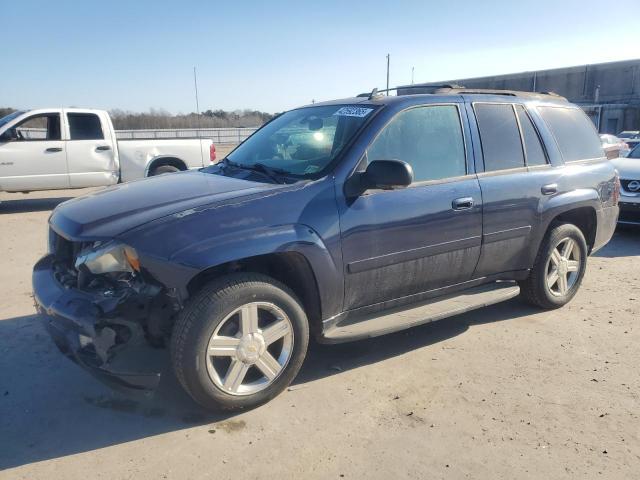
430, 87, 567, 101
357, 85, 568, 101
357, 84, 464, 99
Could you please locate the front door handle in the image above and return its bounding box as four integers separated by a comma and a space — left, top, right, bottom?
96, 145, 111, 151
541, 183, 558, 195
45, 147, 63, 153
452, 197, 474, 210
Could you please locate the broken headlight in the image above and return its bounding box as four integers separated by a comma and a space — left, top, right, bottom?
75, 241, 140, 275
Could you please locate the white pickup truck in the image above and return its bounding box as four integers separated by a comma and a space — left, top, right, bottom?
0, 108, 215, 192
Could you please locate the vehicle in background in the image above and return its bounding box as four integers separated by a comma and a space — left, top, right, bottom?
33, 88, 619, 411
612, 144, 640, 225
0, 109, 216, 193
617, 130, 640, 151
600, 134, 629, 159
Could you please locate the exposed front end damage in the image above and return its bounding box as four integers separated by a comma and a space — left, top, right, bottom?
33, 231, 183, 392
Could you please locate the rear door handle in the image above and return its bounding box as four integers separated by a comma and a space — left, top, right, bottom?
96, 145, 111, 151
45, 147, 63, 153
541, 183, 558, 195
452, 197, 474, 210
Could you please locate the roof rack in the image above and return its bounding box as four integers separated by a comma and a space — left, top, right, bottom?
357, 84, 464, 99
357, 85, 567, 101
432, 87, 567, 100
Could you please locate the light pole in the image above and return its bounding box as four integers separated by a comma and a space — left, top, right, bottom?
386, 54, 390, 95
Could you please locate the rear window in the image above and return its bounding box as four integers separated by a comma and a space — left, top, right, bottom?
538, 107, 603, 162
67, 113, 104, 140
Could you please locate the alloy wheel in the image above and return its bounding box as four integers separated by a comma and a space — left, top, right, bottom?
205, 302, 294, 396
545, 237, 581, 296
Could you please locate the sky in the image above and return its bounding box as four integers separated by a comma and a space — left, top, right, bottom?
1, 0, 639, 114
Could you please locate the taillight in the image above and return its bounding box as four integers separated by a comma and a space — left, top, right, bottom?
209, 144, 216, 163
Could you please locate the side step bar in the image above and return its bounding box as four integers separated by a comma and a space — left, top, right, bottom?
321, 281, 520, 344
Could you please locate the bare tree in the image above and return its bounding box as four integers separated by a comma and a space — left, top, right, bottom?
1, 107, 275, 129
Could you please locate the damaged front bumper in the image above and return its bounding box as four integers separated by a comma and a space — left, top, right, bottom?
33, 254, 164, 392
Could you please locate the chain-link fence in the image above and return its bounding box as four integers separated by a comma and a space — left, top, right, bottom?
15, 127, 258, 143
115, 127, 258, 143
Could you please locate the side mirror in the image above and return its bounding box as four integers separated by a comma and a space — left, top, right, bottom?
363, 159, 413, 190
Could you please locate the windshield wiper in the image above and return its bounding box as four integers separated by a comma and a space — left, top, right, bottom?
221, 159, 290, 183
246, 163, 290, 183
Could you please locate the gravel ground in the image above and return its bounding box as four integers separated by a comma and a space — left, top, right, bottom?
0, 188, 638, 479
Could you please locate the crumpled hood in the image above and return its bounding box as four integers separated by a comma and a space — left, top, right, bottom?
611, 157, 640, 178
50, 170, 280, 239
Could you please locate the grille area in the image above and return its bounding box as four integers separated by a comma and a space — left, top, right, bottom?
620, 179, 640, 193
49, 228, 90, 287
48, 228, 93, 274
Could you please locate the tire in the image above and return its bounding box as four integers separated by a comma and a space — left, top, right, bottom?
150, 165, 180, 176
519, 223, 588, 309
170, 273, 309, 412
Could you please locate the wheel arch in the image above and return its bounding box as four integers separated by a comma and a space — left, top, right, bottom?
173, 224, 343, 337
186, 251, 324, 337
145, 156, 188, 176
530, 191, 600, 266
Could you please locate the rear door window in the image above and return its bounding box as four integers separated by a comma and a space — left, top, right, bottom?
474, 103, 525, 171
515, 105, 547, 166
67, 113, 104, 140
538, 106, 604, 162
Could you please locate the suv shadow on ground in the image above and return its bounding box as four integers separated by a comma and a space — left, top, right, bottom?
0, 298, 538, 470
0, 196, 73, 214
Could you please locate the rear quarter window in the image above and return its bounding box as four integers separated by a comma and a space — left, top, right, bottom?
538, 106, 604, 162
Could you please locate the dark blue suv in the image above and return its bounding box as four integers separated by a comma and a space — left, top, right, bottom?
33, 87, 619, 411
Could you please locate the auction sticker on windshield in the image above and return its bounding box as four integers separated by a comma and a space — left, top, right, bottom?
333, 106, 374, 117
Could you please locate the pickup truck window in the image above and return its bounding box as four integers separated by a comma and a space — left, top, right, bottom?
225, 105, 375, 179
367, 105, 466, 182
13, 113, 61, 141
538, 106, 604, 162
475, 103, 525, 172
515, 105, 547, 166
68, 113, 104, 140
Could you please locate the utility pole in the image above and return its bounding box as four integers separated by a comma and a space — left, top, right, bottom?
411, 66, 415, 85
193, 66, 201, 116
386, 54, 390, 95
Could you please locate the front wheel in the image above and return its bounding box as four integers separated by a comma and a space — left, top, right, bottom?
519, 223, 588, 309
170, 273, 309, 412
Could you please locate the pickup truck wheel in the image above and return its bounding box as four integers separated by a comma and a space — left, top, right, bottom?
170, 273, 309, 412
519, 223, 588, 309
150, 165, 180, 176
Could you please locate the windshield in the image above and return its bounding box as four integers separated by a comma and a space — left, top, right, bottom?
225, 104, 377, 178
0, 110, 25, 129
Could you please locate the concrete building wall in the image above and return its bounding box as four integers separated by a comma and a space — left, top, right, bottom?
408, 59, 640, 133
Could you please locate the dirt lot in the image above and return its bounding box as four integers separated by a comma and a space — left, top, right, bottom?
0, 188, 638, 479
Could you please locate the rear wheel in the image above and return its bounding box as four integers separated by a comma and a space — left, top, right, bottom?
519, 223, 588, 309
170, 273, 309, 411
150, 165, 180, 176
